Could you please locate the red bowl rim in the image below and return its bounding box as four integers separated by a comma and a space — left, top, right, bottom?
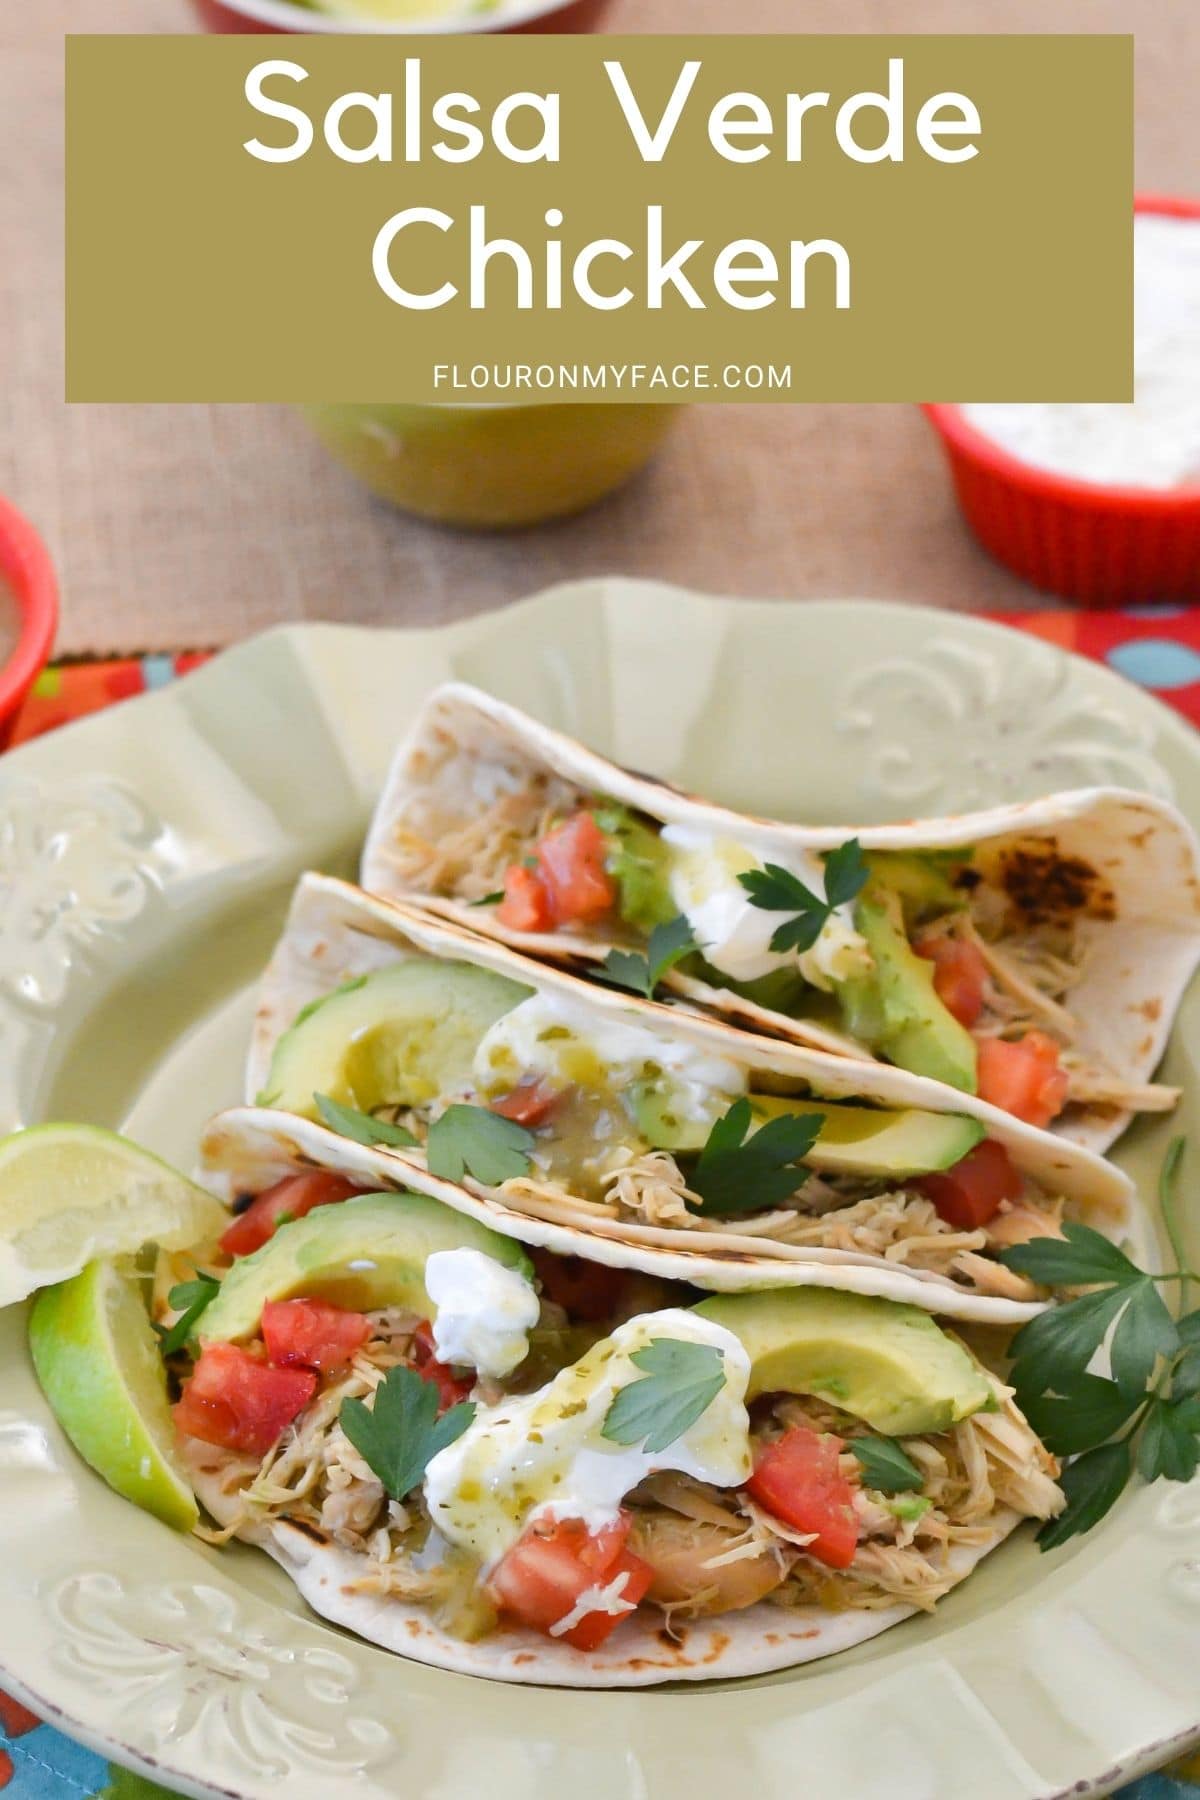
201, 0, 587, 32
0, 496, 59, 725
922, 192, 1200, 513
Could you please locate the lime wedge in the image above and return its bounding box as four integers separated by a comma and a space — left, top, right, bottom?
0, 1123, 228, 1309
29, 1258, 198, 1531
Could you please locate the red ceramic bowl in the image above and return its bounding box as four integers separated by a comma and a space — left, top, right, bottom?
923, 194, 1200, 607
0, 497, 58, 748
190, 0, 610, 33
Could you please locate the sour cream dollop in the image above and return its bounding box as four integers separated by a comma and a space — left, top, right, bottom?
961, 215, 1200, 491
423, 1309, 751, 1568
662, 825, 869, 991
425, 1248, 539, 1379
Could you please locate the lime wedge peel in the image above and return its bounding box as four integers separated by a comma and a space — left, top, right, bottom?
0, 1122, 229, 1310
29, 1258, 199, 1532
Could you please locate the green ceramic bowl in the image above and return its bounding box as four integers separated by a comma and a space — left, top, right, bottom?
300, 401, 679, 528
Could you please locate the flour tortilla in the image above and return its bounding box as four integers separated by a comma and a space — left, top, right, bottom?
227, 871, 1139, 1324
361, 681, 1200, 1155
185, 1445, 1021, 1688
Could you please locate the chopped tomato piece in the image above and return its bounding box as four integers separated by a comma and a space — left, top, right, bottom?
173, 1343, 315, 1455
745, 1427, 859, 1570
411, 1320, 475, 1411
496, 863, 552, 933
916, 1137, 1023, 1230
487, 1512, 653, 1651
261, 1299, 371, 1375
220, 1172, 360, 1259
536, 813, 617, 926
531, 1247, 629, 1323
914, 932, 988, 1028
491, 1078, 564, 1129
976, 1031, 1070, 1129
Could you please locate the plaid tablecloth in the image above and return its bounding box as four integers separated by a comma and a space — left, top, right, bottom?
4, 611, 1200, 1800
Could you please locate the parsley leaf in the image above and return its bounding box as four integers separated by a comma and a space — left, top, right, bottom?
1137, 1396, 1200, 1484
1038, 1441, 1131, 1551
426, 1104, 534, 1186
738, 839, 867, 956
598, 914, 697, 998
997, 1221, 1145, 1290
688, 1097, 823, 1216
850, 1436, 924, 1494
1019, 1373, 1143, 1458
1007, 1284, 1131, 1393
601, 1337, 727, 1454
1109, 1281, 1180, 1400
339, 1365, 475, 1502
1172, 1343, 1200, 1403
315, 1093, 417, 1149
156, 1274, 219, 1358
468, 891, 505, 908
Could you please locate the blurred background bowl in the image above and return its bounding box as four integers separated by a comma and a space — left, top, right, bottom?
300, 401, 679, 528
923, 193, 1200, 607
0, 496, 59, 746
189, 0, 612, 34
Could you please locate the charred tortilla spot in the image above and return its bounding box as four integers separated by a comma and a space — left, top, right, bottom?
996, 840, 1117, 924
1136, 998, 1163, 1023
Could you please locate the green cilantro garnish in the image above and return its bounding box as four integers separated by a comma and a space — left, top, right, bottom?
315, 1093, 418, 1149
290, 976, 368, 1032
602, 1337, 727, 1453
999, 1137, 1200, 1549
156, 1274, 219, 1358
738, 838, 868, 955
599, 914, 697, 999
426, 1104, 534, 1186
339, 1364, 475, 1502
687, 1097, 823, 1216
850, 1435, 924, 1494
468, 891, 505, 908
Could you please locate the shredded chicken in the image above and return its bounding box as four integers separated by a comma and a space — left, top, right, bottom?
387, 769, 581, 902
602, 1151, 700, 1226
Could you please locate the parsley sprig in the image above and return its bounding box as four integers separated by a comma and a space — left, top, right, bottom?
602, 1337, 727, 1453
315, 1093, 418, 1149
687, 1097, 823, 1216
599, 914, 697, 999
999, 1138, 1200, 1549
340, 1364, 475, 1502
737, 839, 868, 955
850, 1436, 924, 1494
426, 1104, 535, 1186
156, 1273, 219, 1358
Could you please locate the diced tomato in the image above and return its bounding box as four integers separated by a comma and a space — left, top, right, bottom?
530, 1247, 628, 1323
497, 863, 552, 933
975, 1030, 1070, 1129
173, 1343, 315, 1456
916, 1137, 1023, 1230
535, 813, 617, 926
219, 1172, 360, 1260
914, 932, 988, 1028
745, 1427, 859, 1570
491, 1078, 564, 1129
261, 1298, 371, 1375
411, 1320, 475, 1411
487, 1512, 654, 1651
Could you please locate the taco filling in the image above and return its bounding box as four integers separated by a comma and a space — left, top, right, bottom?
254, 940, 1115, 1304
385, 772, 1177, 1133
171, 1189, 1063, 1658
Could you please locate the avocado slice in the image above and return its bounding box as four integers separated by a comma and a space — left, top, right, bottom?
595, 804, 676, 933
695, 1287, 994, 1435
261, 959, 531, 1118
843, 884, 978, 1094
202, 1191, 532, 1343
862, 851, 966, 924
633, 1087, 983, 1178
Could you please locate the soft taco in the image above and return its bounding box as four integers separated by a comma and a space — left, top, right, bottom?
239, 870, 1136, 1319
361, 682, 1200, 1155
177, 1119, 1064, 1687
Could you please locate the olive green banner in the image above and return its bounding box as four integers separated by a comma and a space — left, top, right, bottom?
66, 35, 1131, 404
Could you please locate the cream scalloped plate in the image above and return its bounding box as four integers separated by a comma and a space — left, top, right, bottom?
1, 582, 1198, 1800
